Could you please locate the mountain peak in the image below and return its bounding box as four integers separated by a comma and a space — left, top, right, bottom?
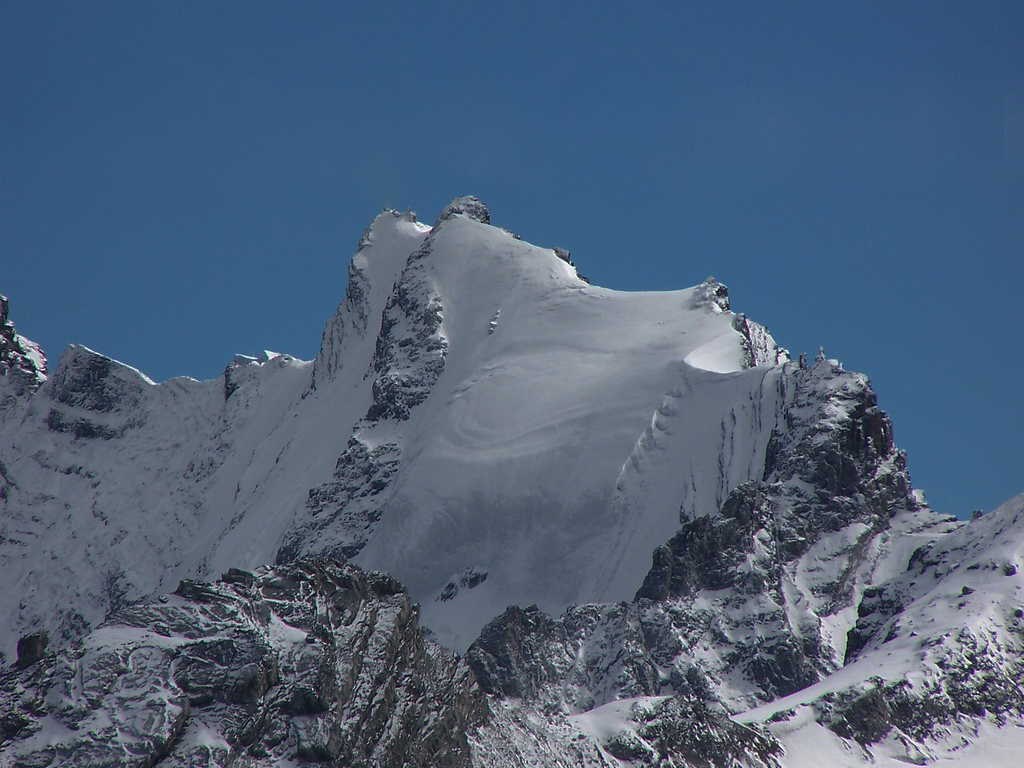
0, 294, 47, 396
691, 276, 731, 313
435, 195, 490, 226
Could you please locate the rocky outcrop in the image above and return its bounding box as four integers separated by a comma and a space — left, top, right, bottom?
0, 559, 486, 767
629, 357, 924, 698
598, 695, 781, 768
760, 356, 917, 557
822, 660, 1024, 748
436, 195, 490, 226
311, 209, 422, 390
467, 602, 784, 766
13, 631, 47, 669
278, 438, 401, 562
636, 484, 778, 602
0, 295, 46, 415
843, 584, 905, 663
808, 493, 1024, 748
468, 602, 678, 711
282, 255, 447, 562
690, 276, 732, 313
733, 313, 788, 368
0, 296, 46, 389
43, 346, 151, 440
366, 271, 446, 422
49, 346, 147, 413
0, 557, 788, 768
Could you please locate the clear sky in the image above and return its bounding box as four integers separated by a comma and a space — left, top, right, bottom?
2, 2, 1021, 518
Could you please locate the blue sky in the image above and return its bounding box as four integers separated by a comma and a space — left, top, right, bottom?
2, 2, 1021, 517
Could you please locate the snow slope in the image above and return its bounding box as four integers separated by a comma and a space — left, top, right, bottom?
726, 491, 1024, 765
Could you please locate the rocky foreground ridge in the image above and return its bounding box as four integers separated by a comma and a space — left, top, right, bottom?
2, 491, 1021, 766
1, 198, 1022, 766
1, 559, 485, 767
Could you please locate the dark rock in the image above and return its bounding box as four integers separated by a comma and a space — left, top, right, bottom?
223, 360, 243, 400
827, 686, 894, 745
630, 356, 927, 712
635, 483, 774, 601
436, 196, 490, 226
50, 347, 139, 413
691, 276, 731, 312
366, 278, 446, 422
0, 558, 486, 767
733, 312, 789, 367
626, 695, 782, 767
825, 635, 1024, 747
278, 437, 401, 563
846, 586, 905, 663
0, 295, 47, 396
15, 631, 47, 668
438, 568, 488, 602
739, 636, 820, 699
44, 408, 120, 440
466, 605, 566, 700
220, 567, 256, 586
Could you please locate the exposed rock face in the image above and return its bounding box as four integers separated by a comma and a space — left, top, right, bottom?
0, 296, 46, 388
733, 313, 789, 368
279, 206, 458, 564
760, 358, 915, 555
13, 632, 47, 669
436, 195, 490, 226
0, 296, 43, 499
814, 493, 1024, 748
843, 584, 904, 663
366, 263, 447, 422
0, 559, 486, 768
467, 603, 783, 766
312, 209, 422, 390
44, 346, 152, 440
281, 196, 508, 569
690, 276, 732, 313
278, 437, 401, 562
600, 696, 781, 768
0, 295, 46, 418
637, 484, 778, 602
626, 357, 927, 702
822, 660, 1024, 749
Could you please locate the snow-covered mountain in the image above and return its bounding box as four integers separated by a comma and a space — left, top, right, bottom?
0, 197, 1021, 766
0, 197, 787, 656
